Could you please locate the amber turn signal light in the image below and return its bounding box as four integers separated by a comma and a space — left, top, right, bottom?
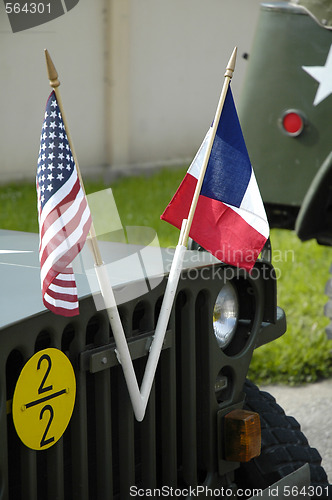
224, 409, 261, 462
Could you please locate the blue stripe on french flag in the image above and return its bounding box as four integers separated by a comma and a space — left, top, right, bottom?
161, 86, 269, 271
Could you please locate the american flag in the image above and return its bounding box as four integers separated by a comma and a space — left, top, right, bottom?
37, 91, 92, 316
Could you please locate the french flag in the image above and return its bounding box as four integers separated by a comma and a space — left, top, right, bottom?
161, 86, 269, 271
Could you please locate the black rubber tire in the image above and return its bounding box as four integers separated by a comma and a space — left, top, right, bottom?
235, 380, 331, 498
324, 274, 332, 340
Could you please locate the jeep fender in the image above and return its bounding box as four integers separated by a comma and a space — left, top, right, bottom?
295, 151, 332, 245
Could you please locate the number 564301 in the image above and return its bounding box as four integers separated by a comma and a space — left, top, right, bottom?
5, 3, 51, 14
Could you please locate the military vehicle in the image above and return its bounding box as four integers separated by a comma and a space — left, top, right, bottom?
1, 2, 332, 494
0, 221, 330, 499
239, 0, 332, 338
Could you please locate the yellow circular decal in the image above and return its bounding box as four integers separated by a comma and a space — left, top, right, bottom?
12, 348, 76, 450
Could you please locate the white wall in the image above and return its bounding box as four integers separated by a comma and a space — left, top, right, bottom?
0, 0, 106, 182
0, 0, 263, 182
127, 0, 263, 168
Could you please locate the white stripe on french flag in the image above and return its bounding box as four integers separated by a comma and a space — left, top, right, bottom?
161, 86, 269, 271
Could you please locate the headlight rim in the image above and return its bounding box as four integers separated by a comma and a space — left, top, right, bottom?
213, 280, 239, 350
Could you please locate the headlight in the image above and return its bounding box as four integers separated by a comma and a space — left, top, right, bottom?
213, 282, 239, 349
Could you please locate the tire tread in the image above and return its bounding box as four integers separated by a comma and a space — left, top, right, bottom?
235, 380, 331, 498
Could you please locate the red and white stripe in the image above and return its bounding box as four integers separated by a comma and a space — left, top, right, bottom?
38, 168, 91, 316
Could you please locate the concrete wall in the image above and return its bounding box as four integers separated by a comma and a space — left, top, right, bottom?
0, 0, 263, 182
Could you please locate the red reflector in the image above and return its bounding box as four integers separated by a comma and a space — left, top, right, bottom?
281, 111, 304, 136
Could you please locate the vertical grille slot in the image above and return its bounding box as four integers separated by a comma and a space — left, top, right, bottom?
156, 335, 177, 487
71, 353, 89, 500
195, 290, 211, 479
94, 370, 113, 499
175, 290, 198, 487
44, 440, 65, 500
137, 385, 156, 490
21, 446, 37, 499
117, 370, 135, 498
6, 350, 24, 500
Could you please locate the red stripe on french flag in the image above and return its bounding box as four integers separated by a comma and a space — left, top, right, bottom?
161, 172, 267, 271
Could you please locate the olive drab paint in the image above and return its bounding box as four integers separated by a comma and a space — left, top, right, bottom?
239, 1, 332, 244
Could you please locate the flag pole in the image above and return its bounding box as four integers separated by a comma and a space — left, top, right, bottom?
44, 49, 144, 420
180, 46, 237, 247
139, 219, 187, 410
44, 49, 103, 266
139, 47, 238, 411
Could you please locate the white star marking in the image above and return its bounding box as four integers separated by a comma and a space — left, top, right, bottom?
302, 44, 332, 106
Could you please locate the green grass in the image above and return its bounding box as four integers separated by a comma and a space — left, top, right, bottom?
1, 168, 332, 385
249, 230, 332, 385
0, 169, 186, 244
0, 183, 40, 233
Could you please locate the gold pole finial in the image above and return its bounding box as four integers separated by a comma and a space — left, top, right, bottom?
224, 46, 237, 78
44, 49, 60, 88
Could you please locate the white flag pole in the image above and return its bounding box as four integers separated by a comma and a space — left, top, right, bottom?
180, 46, 237, 248
139, 220, 188, 411
44, 49, 103, 267
94, 47, 237, 421
44, 49, 143, 420
139, 47, 238, 416
93, 265, 143, 413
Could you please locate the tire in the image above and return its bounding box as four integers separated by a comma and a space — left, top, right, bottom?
235, 380, 331, 498
325, 274, 332, 340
